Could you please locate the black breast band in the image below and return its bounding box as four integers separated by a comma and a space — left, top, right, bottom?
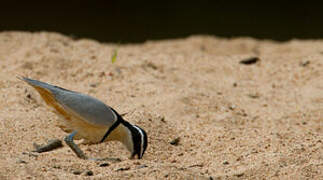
100, 108, 125, 143
100, 119, 122, 143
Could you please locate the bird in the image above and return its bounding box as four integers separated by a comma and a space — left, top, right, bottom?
18, 76, 148, 160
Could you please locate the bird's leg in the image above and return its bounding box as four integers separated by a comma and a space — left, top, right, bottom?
33, 139, 63, 153
64, 131, 87, 160
64, 131, 121, 162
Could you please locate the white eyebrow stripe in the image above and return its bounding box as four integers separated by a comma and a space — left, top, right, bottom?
132, 125, 144, 158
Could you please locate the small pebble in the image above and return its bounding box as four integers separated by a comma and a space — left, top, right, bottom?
223, 160, 229, 165
239, 57, 259, 65
229, 105, 236, 110
137, 164, 148, 169
234, 172, 244, 177
108, 72, 114, 77
73, 170, 82, 175
26, 94, 32, 99
99, 72, 105, 77
52, 165, 61, 169
90, 83, 99, 88
17, 159, 27, 164
146, 62, 158, 70
170, 137, 180, 146
188, 164, 204, 168
99, 163, 110, 167
160, 116, 166, 123
116, 167, 130, 171
85, 170, 94, 176
300, 60, 310, 67
248, 93, 260, 99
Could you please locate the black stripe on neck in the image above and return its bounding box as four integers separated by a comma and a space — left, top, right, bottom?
121, 121, 143, 158
100, 108, 124, 143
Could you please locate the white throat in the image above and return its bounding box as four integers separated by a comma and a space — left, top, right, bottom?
107, 123, 134, 153
132, 125, 145, 158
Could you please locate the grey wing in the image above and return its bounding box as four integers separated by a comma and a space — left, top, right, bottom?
20, 77, 117, 127
52, 89, 118, 128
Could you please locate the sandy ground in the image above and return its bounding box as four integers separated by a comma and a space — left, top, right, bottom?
0, 32, 322, 179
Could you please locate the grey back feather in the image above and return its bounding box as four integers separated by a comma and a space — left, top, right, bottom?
21, 77, 117, 127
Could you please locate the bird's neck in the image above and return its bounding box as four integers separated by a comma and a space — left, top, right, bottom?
107, 121, 134, 153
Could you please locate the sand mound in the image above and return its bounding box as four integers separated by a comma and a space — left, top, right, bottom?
0, 32, 322, 179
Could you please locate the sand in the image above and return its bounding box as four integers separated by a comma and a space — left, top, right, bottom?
0, 32, 322, 179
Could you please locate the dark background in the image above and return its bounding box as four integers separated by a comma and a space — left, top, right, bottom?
1, 1, 323, 43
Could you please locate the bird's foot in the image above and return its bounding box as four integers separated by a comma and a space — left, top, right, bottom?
33, 139, 63, 153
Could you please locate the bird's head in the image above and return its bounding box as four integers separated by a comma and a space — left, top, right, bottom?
129, 125, 148, 159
